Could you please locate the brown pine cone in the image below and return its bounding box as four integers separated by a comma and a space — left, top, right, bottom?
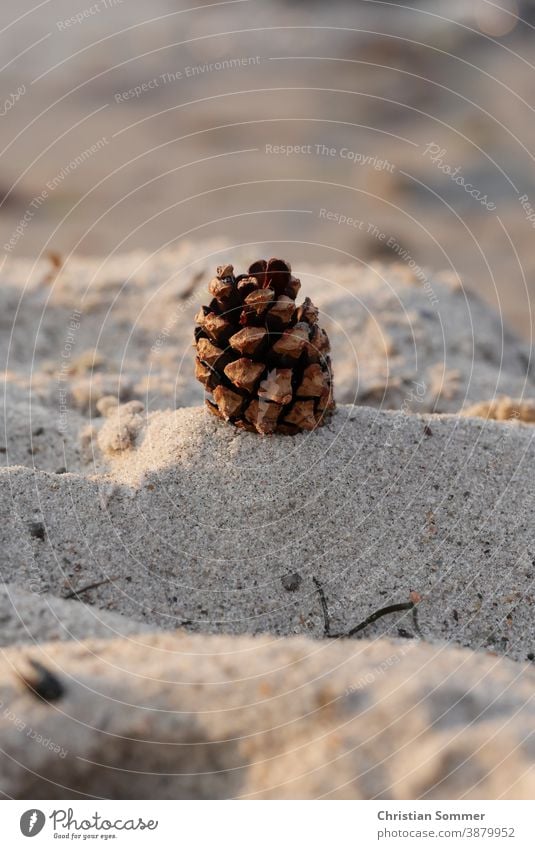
194, 258, 335, 434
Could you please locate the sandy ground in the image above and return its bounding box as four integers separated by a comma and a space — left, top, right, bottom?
2, 402, 535, 661
1, 242, 533, 432
0, 584, 152, 646
1, 247, 535, 798
2, 632, 535, 799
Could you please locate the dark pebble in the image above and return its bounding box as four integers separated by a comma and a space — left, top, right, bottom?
24, 660, 64, 702
281, 572, 302, 592
29, 521, 45, 540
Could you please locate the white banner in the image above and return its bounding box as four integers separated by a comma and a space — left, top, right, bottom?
2, 800, 533, 847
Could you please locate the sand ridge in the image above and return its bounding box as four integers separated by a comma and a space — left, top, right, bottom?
1, 403, 534, 660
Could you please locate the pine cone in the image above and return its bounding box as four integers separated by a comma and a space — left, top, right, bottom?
194, 258, 335, 434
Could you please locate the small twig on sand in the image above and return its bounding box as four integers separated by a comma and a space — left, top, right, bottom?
313, 577, 416, 639
63, 576, 118, 600
412, 604, 423, 637
345, 601, 415, 638
312, 577, 331, 635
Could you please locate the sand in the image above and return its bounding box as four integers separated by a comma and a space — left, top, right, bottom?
1, 247, 535, 798
1, 632, 535, 799
1, 243, 533, 432
1, 402, 535, 662
0, 585, 152, 647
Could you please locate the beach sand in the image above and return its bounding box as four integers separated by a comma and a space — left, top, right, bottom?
1, 247, 534, 798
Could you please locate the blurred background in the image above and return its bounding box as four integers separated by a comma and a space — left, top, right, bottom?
1, 0, 534, 335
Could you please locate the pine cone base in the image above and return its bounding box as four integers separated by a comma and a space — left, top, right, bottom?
194, 258, 335, 435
